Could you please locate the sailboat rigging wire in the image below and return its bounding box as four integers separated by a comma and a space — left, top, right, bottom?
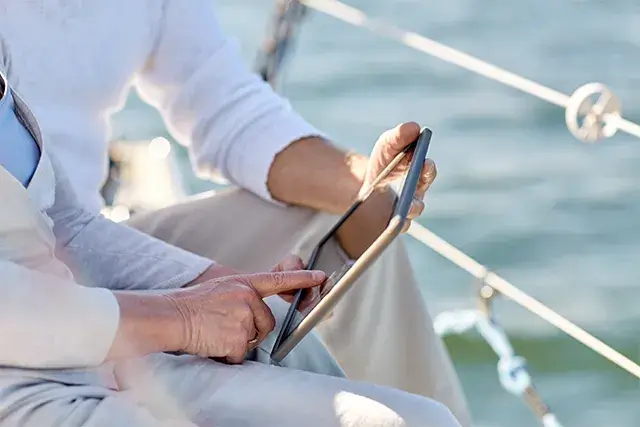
409, 222, 640, 380
299, 0, 640, 143
255, 0, 309, 86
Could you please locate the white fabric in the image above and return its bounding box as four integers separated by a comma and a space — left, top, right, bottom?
0, 259, 120, 369
0, 162, 121, 388
0, 0, 324, 214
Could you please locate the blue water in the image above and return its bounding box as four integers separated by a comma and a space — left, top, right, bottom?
112, 1, 640, 425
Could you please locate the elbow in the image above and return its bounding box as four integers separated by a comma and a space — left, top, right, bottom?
50, 206, 96, 248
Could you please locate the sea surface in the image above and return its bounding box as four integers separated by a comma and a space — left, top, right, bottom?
111, 1, 640, 425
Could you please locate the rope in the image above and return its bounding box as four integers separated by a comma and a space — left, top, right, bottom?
434, 309, 563, 427
299, 0, 640, 141
409, 222, 640, 379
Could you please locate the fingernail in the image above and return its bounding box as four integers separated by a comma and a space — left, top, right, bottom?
312, 271, 326, 281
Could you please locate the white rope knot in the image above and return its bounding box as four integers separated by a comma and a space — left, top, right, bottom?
434, 310, 564, 425
565, 82, 622, 143
497, 355, 531, 396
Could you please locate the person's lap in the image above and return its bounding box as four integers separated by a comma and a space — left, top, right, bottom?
121, 353, 461, 427
0, 353, 460, 427
0, 377, 195, 427
125, 187, 471, 427
0, 277, 457, 427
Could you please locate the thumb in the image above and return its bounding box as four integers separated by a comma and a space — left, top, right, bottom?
247, 270, 326, 298
374, 122, 421, 158
365, 122, 421, 186
271, 254, 305, 272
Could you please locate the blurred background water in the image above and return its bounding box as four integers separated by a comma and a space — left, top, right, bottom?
111, 1, 640, 425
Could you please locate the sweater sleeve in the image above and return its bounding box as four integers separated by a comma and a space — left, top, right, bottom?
47, 154, 213, 291
0, 260, 119, 369
134, 0, 325, 203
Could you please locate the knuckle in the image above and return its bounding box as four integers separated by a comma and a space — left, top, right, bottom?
238, 303, 253, 319
231, 284, 255, 301
231, 303, 250, 320
238, 288, 254, 301
212, 282, 230, 294
271, 272, 285, 288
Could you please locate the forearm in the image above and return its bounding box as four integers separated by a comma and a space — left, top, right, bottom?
56, 213, 213, 291
267, 137, 396, 257
48, 154, 212, 291
267, 136, 365, 214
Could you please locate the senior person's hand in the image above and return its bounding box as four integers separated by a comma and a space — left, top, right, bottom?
336, 122, 437, 256
165, 268, 326, 364
361, 122, 436, 231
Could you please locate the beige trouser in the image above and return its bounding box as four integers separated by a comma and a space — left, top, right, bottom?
126, 187, 471, 426
0, 169, 462, 427
0, 353, 461, 427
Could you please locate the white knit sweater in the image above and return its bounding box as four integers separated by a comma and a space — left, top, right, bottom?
0, 0, 321, 213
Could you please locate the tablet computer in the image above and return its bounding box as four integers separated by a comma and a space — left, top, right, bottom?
270, 127, 433, 364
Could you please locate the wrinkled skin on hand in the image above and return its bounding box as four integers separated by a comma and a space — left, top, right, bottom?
168, 263, 325, 364
187, 255, 321, 310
